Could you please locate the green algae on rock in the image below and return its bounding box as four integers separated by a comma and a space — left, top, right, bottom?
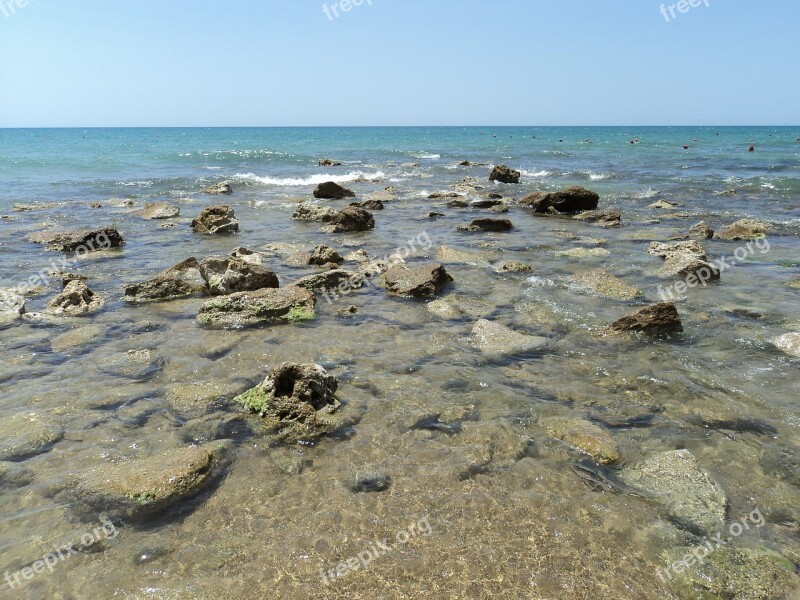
197, 286, 316, 329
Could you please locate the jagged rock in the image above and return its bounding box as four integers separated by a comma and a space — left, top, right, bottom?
470, 198, 504, 209
199, 256, 278, 296
384, 263, 453, 298
124, 258, 208, 303
310, 244, 343, 265
648, 199, 678, 209
0, 412, 63, 461
229, 247, 264, 266
446, 199, 469, 208
44, 281, 104, 316
714, 218, 769, 240
773, 332, 800, 358
519, 186, 599, 214
191, 205, 239, 234
197, 286, 316, 329
74, 444, 230, 521
572, 210, 621, 227
236, 363, 342, 443
318, 158, 342, 167
292, 203, 337, 222
472, 319, 548, 354
202, 181, 233, 195
493, 261, 532, 273
350, 199, 384, 210
570, 269, 642, 301
489, 165, 521, 184
648, 241, 720, 281
321, 206, 375, 233
344, 249, 370, 263
619, 449, 726, 533
133, 202, 180, 220
610, 302, 683, 335
540, 417, 620, 465
688, 221, 714, 239
61, 273, 88, 286
28, 228, 125, 252
313, 181, 355, 199
292, 269, 361, 293
0, 290, 26, 325
457, 218, 513, 232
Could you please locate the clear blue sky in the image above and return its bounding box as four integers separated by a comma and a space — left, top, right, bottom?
0, 0, 797, 127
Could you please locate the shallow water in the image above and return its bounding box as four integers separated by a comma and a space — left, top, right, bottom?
0, 127, 798, 599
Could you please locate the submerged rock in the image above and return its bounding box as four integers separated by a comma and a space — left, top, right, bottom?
472, 319, 548, 354
773, 332, 800, 358
493, 261, 532, 273
519, 186, 599, 214
620, 449, 726, 534
569, 269, 642, 301
191, 205, 239, 234
688, 220, 714, 239
318, 158, 342, 167
44, 281, 104, 316
0, 290, 26, 325
648, 241, 720, 281
236, 363, 342, 443
610, 302, 683, 335
292, 203, 336, 222
28, 228, 125, 252
572, 209, 621, 227
97, 349, 166, 381
647, 199, 678, 209
714, 218, 768, 240
384, 263, 453, 298
51, 324, 105, 353
457, 218, 514, 232
197, 286, 316, 329
199, 256, 279, 296
313, 181, 355, 200
350, 199, 384, 210
124, 258, 209, 303
540, 417, 620, 465
133, 202, 180, 220
0, 412, 63, 461
321, 206, 375, 233
0, 461, 34, 488
202, 181, 233, 195
489, 165, 521, 184
426, 298, 463, 319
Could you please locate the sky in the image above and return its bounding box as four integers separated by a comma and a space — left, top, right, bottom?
0, 0, 798, 127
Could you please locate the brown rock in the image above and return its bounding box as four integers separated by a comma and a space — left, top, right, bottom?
610, 302, 683, 334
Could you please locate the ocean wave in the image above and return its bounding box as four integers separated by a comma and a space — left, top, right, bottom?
411, 152, 441, 160
632, 187, 660, 199
521, 169, 551, 178
233, 170, 385, 187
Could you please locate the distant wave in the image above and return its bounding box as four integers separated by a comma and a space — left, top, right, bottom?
521, 169, 551, 178
411, 152, 441, 160
234, 171, 385, 187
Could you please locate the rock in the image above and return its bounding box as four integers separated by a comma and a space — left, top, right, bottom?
472, 319, 548, 354
307, 244, 343, 266
572, 210, 621, 227
648, 241, 720, 281
292, 269, 362, 294
714, 189, 737, 197
191, 205, 239, 234
647, 199, 678, 209
688, 220, 714, 239
773, 332, 800, 358
619, 449, 726, 534
28, 228, 125, 252
13, 202, 59, 212
426, 298, 463, 319
519, 186, 600, 214
313, 181, 355, 199
446, 199, 469, 208
540, 417, 620, 465
89, 202, 102, 209
197, 286, 316, 329
0, 290, 26, 325
489, 165, 521, 184
124, 258, 209, 303
97, 349, 166, 381
44, 281, 104, 316
0, 461, 34, 488
384, 263, 453, 298
344, 249, 370, 263
318, 158, 342, 166
61, 273, 88, 286
229, 247, 264, 266
198, 256, 279, 296
429, 192, 461, 199
569, 269, 642, 301
470, 198, 504, 209
202, 181, 233, 195
350, 473, 391, 494
292, 203, 337, 222
74, 444, 228, 521
457, 218, 513, 233
493, 261, 532, 273
235, 363, 342, 443
321, 206, 375, 233
51, 324, 105, 353
610, 302, 683, 334
714, 218, 769, 240
0, 412, 63, 461
336, 305, 359, 317
555, 247, 610, 259
133, 202, 180, 220
365, 190, 394, 203
425, 211, 445, 219
350, 199, 384, 210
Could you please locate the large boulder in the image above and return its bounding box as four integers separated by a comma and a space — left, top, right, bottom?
292, 203, 337, 222
648, 241, 720, 281
44, 281, 104, 316
236, 363, 342, 443
489, 165, 521, 184
773, 332, 800, 358
28, 228, 125, 252
610, 302, 683, 335
313, 181, 355, 199
519, 186, 599, 214
201, 181, 233, 195
124, 258, 209, 303
198, 256, 279, 296
0, 290, 26, 325
540, 417, 620, 465
714, 218, 768, 240
197, 286, 316, 329
191, 205, 239, 234
472, 319, 548, 355
133, 202, 180, 220
457, 218, 514, 233
321, 206, 375, 233
384, 263, 453, 298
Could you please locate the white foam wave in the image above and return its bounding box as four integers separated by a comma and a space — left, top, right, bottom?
411, 153, 441, 160
521, 170, 551, 178
234, 171, 385, 187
